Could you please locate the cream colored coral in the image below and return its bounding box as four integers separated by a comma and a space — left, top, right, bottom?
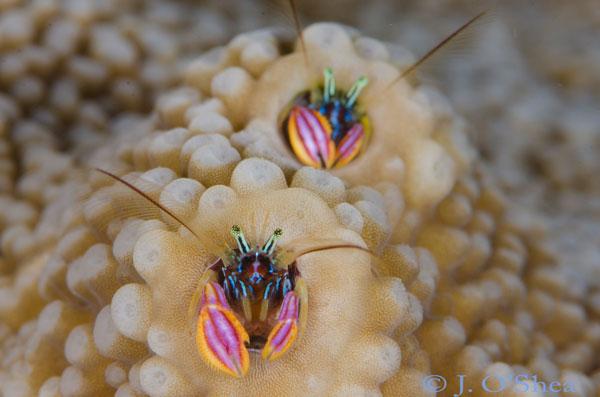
180, 21, 476, 218
100, 158, 406, 396
204, 22, 595, 397
0, 2, 598, 396
241, 23, 457, 213
0, 1, 246, 393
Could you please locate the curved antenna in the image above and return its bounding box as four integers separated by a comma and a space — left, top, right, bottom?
381, 10, 489, 95
294, 244, 373, 260
276, 237, 380, 276
288, 0, 311, 72
95, 168, 202, 241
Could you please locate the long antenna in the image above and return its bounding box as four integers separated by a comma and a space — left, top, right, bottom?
281, 242, 381, 277
95, 168, 202, 241
288, 0, 310, 71
293, 244, 373, 260
383, 10, 489, 92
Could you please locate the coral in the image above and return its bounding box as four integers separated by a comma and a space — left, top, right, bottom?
101, 161, 405, 395
185, 22, 469, 214
2, 156, 410, 396
0, 1, 599, 397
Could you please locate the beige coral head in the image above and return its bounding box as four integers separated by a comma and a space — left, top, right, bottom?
246, 22, 462, 211
107, 159, 409, 395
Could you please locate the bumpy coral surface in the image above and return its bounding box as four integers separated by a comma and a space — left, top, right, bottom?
0, 1, 599, 397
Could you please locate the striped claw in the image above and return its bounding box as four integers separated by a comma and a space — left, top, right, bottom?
287, 106, 335, 169
261, 290, 299, 362
334, 122, 365, 168
196, 281, 250, 377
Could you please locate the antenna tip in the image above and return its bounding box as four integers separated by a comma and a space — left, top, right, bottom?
273, 229, 283, 237
231, 225, 242, 236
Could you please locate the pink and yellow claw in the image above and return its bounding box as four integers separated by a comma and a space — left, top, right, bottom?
287, 106, 335, 169
196, 281, 250, 377
262, 291, 299, 361
196, 281, 305, 376
335, 122, 365, 168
